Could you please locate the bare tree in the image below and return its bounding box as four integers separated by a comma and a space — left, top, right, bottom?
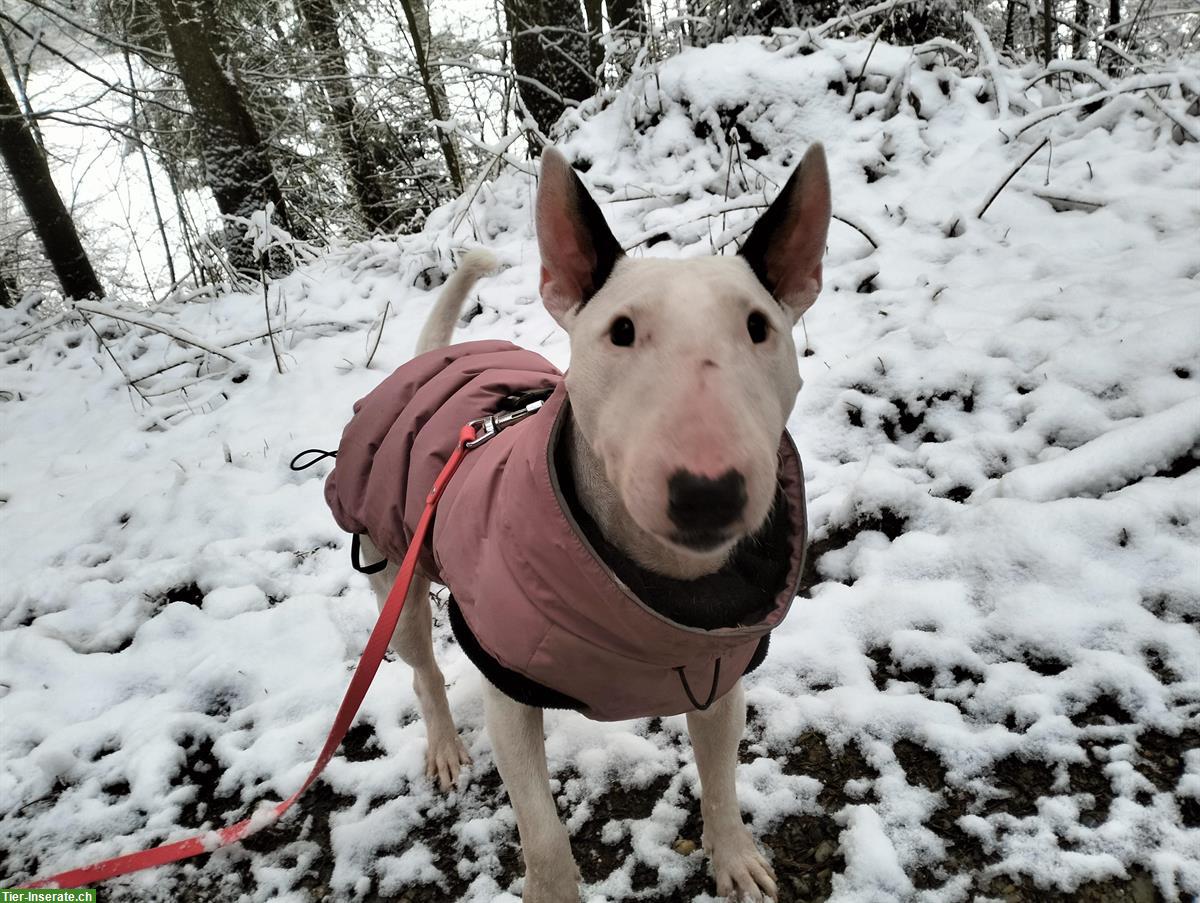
582, 0, 605, 77
296, 0, 399, 230
608, 0, 645, 30
1072, 0, 1090, 58
1042, 0, 1055, 63
0, 74, 104, 301
503, 0, 593, 135
1100, 0, 1122, 72
398, 0, 465, 193
152, 0, 294, 270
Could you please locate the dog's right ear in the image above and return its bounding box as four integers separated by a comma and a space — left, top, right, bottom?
536, 148, 624, 324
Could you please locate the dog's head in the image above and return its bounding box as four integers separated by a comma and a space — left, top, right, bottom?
537, 145, 830, 570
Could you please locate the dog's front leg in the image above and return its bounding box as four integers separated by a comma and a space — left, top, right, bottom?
687, 679, 777, 902
483, 680, 581, 902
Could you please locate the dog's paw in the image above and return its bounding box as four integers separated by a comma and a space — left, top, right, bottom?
425, 732, 471, 792
706, 826, 777, 902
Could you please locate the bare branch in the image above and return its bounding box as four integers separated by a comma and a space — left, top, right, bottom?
964, 11, 1010, 118
976, 136, 1050, 219
74, 301, 253, 368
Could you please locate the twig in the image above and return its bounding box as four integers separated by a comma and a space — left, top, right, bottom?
16, 0, 173, 60
364, 302, 391, 369
976, 136, 1050, 220
128, 320, 353, 383
1003, 76, 1177, 139
813, 0, 921, 37
833, 214, 879, 249
849, 24, 886, 111
0, 12, 186, 114
1095, 7, 1200, 38
74, 301, 251, 367
260, 258, 283, 375
451, 129, 525, 234
77, 308, 154, 409
1028, 59, 1200, 143
1008, 0, 1200, 142
1032, 190, 1104, 213
4, 312, 65, 343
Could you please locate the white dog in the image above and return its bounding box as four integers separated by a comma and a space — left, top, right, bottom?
347, 144, 830, 902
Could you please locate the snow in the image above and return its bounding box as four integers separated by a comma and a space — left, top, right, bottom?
989, 395, 1200, 502
3, 31, 1200, 902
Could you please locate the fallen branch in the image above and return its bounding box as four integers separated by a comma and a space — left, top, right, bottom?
1006, 0, 1200, 142
1003, 76, 1178, 139
813, 0, 922, 37
913, 37, 971, 63
976, 136, 1050, 219
74, 301, 252, 368
627, 199, 881, 254
833, 214, 880, 249
988, 396, 1200, 502
77, 307, 155, 411
1032, 190, 1105, 213
963, 10, 1009, 118
3, 311, 65, 344
127, 320, 354, 384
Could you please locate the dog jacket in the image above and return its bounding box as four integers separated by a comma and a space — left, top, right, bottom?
325, 340, 808, 721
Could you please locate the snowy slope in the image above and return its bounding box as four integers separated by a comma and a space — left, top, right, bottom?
2, 34, 1199, 902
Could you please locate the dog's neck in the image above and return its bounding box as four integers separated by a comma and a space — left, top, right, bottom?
564, 417, 733, 581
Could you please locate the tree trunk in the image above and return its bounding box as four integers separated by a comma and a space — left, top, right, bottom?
609, 0, 644, 31
582, 0, 605, 80
1100, 0, 1121, 73
153, 0, 292, 271
398, 0, 465, 193
1042, 0, 1054, 63
296, 0, 396, 231
1, 26, 43, 152
1071, 0, 1090, 57
503, 0, 592, 136
1003, 0, 1017, 51
607, 0, 645, 77
0, 74, 104, 300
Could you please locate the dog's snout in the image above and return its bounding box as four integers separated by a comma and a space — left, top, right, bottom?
667, 469, 747, 532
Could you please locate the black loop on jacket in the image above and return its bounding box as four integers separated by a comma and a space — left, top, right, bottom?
351, 533, 388, 574
498, 386, 555, 412
675, 658, 722, 711
290, 448, 337, 471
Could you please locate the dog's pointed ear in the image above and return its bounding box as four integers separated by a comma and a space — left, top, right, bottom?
739, 143, 831, 321
536, 147, 624, 324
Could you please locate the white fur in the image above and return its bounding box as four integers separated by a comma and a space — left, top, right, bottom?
561, 255, 801, 580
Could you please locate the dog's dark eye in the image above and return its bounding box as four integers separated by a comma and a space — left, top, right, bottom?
609, 316, 635, 347
747, 311, 769, 344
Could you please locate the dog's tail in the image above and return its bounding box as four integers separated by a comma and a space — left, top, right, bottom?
416, 249, 498, 354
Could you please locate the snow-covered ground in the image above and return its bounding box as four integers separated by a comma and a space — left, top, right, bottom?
2, 34, 1199, 902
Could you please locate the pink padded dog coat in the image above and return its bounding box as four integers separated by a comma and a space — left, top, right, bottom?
325, 340, 807, 721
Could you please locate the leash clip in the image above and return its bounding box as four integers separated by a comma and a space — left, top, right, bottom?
466, 399, 545, 448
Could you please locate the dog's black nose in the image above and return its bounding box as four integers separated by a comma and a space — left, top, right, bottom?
667, 469, 747, 532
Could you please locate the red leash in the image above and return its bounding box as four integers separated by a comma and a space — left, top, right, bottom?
25, 423, 478, 890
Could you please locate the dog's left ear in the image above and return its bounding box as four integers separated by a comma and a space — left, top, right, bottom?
536, 147, 624, 324
739, 143, 831, 321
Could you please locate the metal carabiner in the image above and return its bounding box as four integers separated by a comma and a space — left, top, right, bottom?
465, 398, 545, 449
